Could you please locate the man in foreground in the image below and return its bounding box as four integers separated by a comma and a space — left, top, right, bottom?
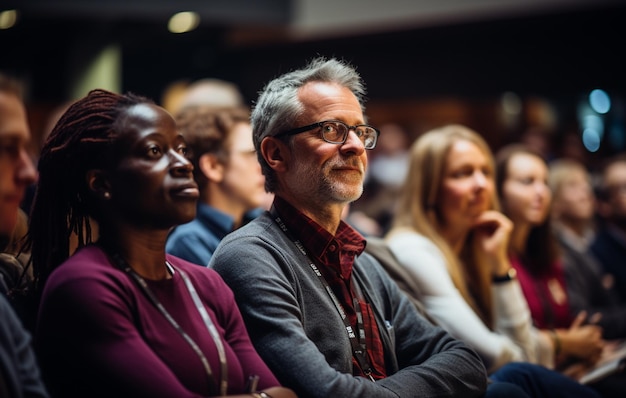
210, 57, 489, 397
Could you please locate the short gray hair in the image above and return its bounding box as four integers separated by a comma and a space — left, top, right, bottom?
251, 57, 367, 192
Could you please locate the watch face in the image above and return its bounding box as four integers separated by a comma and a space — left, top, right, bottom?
507, 267, 517, 279
493, 268, 516, 283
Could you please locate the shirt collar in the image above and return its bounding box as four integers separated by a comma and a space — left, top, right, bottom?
196, 203, 236, 232
272, 196, 366, 279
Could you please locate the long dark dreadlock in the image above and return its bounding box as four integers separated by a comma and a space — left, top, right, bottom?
25, 89, 152, 296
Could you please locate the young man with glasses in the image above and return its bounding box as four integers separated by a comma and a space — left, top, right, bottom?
209, 57, 493, 397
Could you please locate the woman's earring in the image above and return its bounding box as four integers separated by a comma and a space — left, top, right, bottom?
103, 192, 111, 199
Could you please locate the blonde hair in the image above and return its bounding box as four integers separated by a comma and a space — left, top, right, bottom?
388, 124, 499, 326
548, 158, 590, 199
548, 158, 590, 218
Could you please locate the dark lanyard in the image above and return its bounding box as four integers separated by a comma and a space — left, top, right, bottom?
109, 252, 228, 395
271, 207, 375, 382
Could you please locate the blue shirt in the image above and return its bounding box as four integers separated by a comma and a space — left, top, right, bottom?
166, 204, 236, 267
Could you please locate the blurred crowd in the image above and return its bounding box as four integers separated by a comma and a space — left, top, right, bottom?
2, 58, 625, 398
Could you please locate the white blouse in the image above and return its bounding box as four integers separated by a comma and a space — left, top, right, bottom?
386, 230, 553, 372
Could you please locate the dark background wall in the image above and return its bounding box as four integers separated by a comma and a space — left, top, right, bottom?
2, 1, 625, 163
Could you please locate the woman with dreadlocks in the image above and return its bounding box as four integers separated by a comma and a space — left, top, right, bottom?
26, 89, 296, 398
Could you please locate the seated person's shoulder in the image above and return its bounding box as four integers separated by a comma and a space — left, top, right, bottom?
362, 237, 411, 281
363, 237, 396, 265
362, 237, 435, 323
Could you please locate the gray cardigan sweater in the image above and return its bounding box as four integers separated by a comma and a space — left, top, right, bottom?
210, 211, 487, 398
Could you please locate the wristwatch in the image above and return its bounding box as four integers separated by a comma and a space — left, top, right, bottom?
492, 267, 517, 283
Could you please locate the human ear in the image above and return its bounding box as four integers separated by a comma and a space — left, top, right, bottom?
199, 153, 224, 183
86, 169, 112, 200
260, 137, 289, 172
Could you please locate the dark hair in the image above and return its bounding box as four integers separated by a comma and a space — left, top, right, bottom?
495, 143, 559, 275
594, 152, 626, 202
25, 88, 153, 293
0, 72, 24, 98
175, 105, 250, 199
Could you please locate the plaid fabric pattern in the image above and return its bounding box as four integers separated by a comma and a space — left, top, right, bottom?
274, 197, 387, 379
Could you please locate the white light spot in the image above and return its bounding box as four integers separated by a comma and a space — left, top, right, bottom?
0, 9, 18, 30
168, 12, 200, 34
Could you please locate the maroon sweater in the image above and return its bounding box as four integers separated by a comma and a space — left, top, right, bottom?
36, 245, 279, 397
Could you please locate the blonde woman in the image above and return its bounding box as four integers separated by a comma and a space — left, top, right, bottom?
386, 125, 552, 372
383, 125, 611, 397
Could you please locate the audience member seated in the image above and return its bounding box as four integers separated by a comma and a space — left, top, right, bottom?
591, 153, 626, 304
383, 125, 601, 397
0, 74, 37, 295
0, 71, 49, 398
549, 158, 626, 339
166, 105, 267, 266
210, 57, 499, 398
26, 88, 295, 398
496, 143, 626, 396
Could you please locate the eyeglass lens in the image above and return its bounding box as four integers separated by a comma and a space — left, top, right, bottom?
321, 121, 377, 149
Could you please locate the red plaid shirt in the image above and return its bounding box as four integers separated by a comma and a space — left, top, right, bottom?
273, 196, 387, 380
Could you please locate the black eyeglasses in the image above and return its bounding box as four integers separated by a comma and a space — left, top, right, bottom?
275, 120, 379, 150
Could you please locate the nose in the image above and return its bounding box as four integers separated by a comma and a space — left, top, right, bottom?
473, 170, 488, 188
537, 181, 551, 198
168, 149, 193, 175
340, 129, 366, 155
17, 148, 37, 185
531, 179, 545, 192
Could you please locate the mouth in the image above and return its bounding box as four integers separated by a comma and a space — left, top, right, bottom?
470, 195, 488, 206
332, 168, 363, 182
529, 202, 546, 211
328, 158, 364, 177
334, 166, 363, 173
171, 183, 199, 199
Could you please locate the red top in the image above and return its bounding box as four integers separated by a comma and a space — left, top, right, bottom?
36, 245, 280, 397
510, 254, 573, 329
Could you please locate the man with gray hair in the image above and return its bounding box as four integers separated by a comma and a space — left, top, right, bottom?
209, 57, 490, 397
